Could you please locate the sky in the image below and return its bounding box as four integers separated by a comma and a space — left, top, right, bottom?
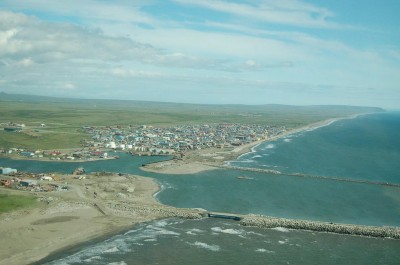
0, 0, 399, 108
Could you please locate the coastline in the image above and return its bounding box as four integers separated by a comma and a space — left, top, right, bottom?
0, 173, 203, 265
0, 154, 118, 163
0, 112, 381, 264
141, 113, 363, 175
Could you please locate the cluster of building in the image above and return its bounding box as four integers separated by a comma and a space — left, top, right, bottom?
0, 148, 113, 161
1, 122, 47, 133
2, 122, 26, 132
82, 123, 287, 155
0, 168, 68, 192
0, 122, 286, 159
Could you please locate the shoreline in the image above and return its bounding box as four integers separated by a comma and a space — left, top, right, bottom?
1, 112, 385, 264
141, 113, 363, 175
0, 154, 118, 163
0, 173, 204, 265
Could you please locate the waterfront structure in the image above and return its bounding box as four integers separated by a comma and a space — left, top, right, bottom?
0, 167, 17, 175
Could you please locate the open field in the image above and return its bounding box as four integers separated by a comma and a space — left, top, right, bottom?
0, 93, 384, 150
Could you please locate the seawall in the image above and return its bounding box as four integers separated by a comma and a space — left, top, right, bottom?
240, 214, 400, 239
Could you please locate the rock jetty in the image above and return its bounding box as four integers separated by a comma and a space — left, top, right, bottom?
218, 165, 400, 188
240, 214, 400, 239
105, 202, 204, 220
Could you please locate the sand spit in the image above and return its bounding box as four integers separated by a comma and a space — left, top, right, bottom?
240, 215, 400, 239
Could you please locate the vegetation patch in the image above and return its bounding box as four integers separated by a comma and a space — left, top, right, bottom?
0, 94, 384, 150
0, 193, 38, 214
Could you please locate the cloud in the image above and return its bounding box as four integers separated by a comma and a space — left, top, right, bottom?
0, 11, 156, 62
0, 2, 399, 108
173, 0, 340, 28
63, 83, 75, 90
0, 10, 274, 72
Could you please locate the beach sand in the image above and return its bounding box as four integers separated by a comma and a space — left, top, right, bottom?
0, 174, 202, 265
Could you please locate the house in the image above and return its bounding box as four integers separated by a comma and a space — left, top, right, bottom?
4, 127, 22, 132
20, 179, 37, 187
0, 179, 12, 187
20, 152, 35, 157
40, 176, 54, 181
0, 167, 17, 175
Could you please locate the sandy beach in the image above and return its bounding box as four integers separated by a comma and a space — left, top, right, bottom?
0, 174, 203, 265
141, 115, 360, 175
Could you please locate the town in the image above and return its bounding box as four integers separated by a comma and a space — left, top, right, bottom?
1, 122, 287, 160
82, 123, 287, 155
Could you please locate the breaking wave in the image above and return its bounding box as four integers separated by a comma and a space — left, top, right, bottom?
211, 227, 244, 235
271, 227, 290, 233
188, 241, 221, 252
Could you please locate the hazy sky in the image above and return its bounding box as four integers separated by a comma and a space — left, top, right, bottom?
0, 1, 399, 108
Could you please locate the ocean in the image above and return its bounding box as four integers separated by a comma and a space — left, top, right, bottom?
40, 218, 400, 265
1, 112, 400, 264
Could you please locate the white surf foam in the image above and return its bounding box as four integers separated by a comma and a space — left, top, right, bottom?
255, 248, 275, 253
247, 231, 265, 237
153, 181, 177, 198
283, 138, 292, 142
271, 227, 290, 233
103, 246, 119, 253
107, 262, 128, 265
211, 227, 244, 235
265, 144, 275, 149
186, 228, 205, 235
145, 226, 180, 236
83, 255, 102, 262
188, 241, 221, 252
238, 159, 255, 163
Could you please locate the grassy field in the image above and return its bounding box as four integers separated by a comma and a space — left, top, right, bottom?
0, 93, 384, 150
0, 193, 38, 214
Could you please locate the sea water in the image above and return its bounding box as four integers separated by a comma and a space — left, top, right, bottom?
230, 112, 400, 183
2, 112, 400, 264
42, 218, 400, 265
153, 112, 400, 226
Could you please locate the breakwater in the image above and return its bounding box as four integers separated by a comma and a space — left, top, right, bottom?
105, 202, 204, 220
240, 214, 400, 239
109, 202, 400, 239
217, 165, 400, 188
